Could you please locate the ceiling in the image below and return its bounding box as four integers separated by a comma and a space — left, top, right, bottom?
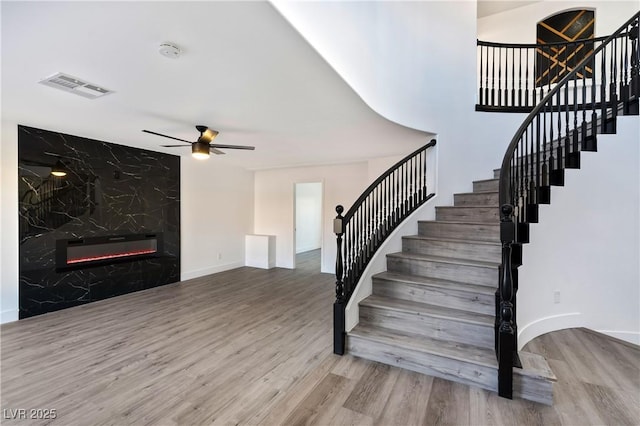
477, 1, 541, 19
1, 2, 429, 171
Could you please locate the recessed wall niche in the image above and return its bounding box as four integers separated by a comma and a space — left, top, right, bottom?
18, 125, 180, 319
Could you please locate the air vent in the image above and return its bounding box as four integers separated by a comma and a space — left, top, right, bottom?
38, 72, 113, 99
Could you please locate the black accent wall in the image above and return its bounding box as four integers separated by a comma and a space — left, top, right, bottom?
18, 125, 180, 319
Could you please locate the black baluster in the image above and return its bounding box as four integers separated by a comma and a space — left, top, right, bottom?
423, 146, 428, 199
492, 46, 496, 106
510, 46, 515, 107
412, 153, 420, 208
498, 46, 503, 107
525, 47, 530, 107
485, 45, 491, 106
479, 43, 484, 105
518, 48, 523, 107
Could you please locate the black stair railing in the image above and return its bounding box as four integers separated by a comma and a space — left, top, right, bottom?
477, 33, 634, 112
333, 139, 437, 354
496, 12, 638, 398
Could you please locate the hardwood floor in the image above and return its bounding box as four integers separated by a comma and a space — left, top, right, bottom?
1, 250, 638, 425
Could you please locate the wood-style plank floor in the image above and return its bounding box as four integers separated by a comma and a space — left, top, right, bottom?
1, 250, 638, 425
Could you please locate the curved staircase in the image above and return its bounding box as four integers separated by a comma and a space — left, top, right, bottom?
346, 172, 556, 405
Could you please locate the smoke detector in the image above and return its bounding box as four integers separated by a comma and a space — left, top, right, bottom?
159, 42, 181, 59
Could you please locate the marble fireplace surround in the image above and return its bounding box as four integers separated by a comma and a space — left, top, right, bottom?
18, 125, 180, 319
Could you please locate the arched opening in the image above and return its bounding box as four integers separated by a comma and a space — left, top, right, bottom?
536, 9, 595, 87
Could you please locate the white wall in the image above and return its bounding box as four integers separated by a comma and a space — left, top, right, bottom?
295, 182, 322, 254
1, 123, 20, 323
518, 116, 639, 347
478, 1, 639, 43
272, 0, 526, 205
180, 158, 254, 281
254, 162, 369, 273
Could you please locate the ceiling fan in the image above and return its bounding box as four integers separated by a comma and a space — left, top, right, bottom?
142, 125, 255, 160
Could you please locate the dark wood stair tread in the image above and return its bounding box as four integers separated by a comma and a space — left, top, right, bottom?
373, 271, 496, 295
387, 252, 500, 268
349, 324, 557, 382
402, 235, 501, 246
360, 294, 494, 326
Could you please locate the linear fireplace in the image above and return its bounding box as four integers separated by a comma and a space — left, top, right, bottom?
56, 233, 163, 270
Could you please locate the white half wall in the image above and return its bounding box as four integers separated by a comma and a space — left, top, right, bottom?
518, 116, 640, 347
295, 182, 322, 254
180, 158, 254, 281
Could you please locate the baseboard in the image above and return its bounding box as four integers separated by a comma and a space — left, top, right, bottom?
181, 261, 244, 281
517, 312, 583, 350
591, 329, 640, 347
1, 309, 19, 324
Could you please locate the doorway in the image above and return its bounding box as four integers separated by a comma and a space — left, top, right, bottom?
294, 182, 323, 271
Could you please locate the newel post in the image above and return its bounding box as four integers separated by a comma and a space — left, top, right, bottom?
333, 205, 346, 355
498, 204, 516, 399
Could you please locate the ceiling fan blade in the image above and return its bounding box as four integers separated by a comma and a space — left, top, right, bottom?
210, 148, 226, 155
161, 144, 192, 148
142, 130, 192, 144
210, 144, 255, 150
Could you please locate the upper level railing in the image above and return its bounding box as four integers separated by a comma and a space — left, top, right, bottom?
477, 33, 632, 112
495, 12, 639, 398
332, 139, 437, 354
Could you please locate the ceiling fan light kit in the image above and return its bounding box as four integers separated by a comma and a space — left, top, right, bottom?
142, 125, 255, 160
192, 141, 210, 160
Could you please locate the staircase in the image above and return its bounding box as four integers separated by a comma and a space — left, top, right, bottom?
332, 11, 638, 405
346, 172, 556, 405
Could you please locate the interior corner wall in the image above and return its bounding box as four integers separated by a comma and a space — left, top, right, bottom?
1, 122, 19, 323
477, 1, 639, 43
180, 158, 254, 281
517, 116, 640, 347
254, 162, 368, 273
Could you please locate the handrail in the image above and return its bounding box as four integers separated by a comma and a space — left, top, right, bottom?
332, 139, 437, 354
478, 34, 608, 49
476, 31, 634, 112
495, 12, 639, 398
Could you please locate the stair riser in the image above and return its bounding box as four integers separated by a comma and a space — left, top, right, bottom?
387, 256, 498, 287
418, 222, 499, 242
453, 192, 499, 207
402, 238, 501, 263
435, 207, 499, 223
359, 305, 494, 349
473, 179, 499, 192
347, 334, 497, 392
347, 334, 553, 405
372, 278, 494, 315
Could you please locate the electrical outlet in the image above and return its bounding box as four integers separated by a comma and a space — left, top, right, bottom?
553, 291, 560, 304
217, 253, 222, 260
